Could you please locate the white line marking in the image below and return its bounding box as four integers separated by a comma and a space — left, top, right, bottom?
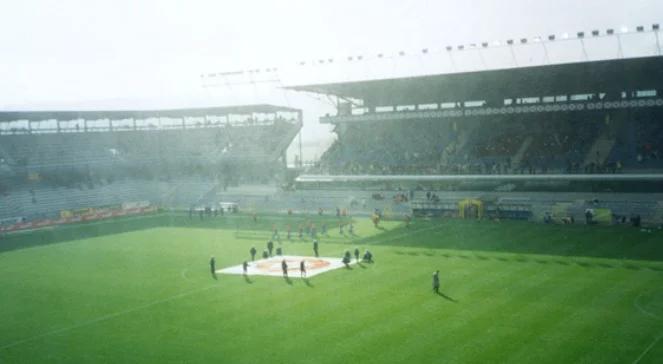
632, 289, 663, 364
633, 332, 663, 364
180, 268, 190, 281
634, 291, 663, 321
0, 285, 218, 352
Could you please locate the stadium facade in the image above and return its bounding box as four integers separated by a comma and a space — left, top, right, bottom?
0, 105, 301, 224
289, 56, 663, 176
2, 54, 663, 231
284, 55, 663, 224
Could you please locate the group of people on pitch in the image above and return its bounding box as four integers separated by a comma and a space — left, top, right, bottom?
342, 248, 373, 267
278, 259, 308, 278
212, 249, 440, 296
213, 257, 440, 294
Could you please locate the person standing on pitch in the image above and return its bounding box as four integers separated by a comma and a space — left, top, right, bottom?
250, 246, 257, 261
300, 260, 306, 278
242, 261, 249, 275
267, 240, 274, 256
432, 270, 440, 294
313, 239, 319, 257
281, 259, 288, 278
210, 256, 216, 277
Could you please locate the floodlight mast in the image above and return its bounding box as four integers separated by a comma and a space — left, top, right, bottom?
506, 39, 518, 67
445, 46, 457, 71
201, 23, 662, 89
654, 24, 661, 55
298, 110, 303, 169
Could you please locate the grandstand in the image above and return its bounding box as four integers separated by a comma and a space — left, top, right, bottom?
289, 56, 663, 175
281, 55, 663, 225
0, 105, 302, 221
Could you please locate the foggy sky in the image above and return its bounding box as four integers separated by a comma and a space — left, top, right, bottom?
1, 0, 661, 162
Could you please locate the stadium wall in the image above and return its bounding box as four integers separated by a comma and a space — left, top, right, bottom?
209, 187, 663, 225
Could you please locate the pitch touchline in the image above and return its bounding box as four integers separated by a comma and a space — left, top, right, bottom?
0, 285, 219, 352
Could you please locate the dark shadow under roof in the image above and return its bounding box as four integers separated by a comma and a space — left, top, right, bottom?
0, 104, 300, 122
287, 56, 663, 105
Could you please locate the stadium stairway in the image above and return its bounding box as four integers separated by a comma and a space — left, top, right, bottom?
584, 136, 616, 166
157, 179, 218, 209
511, 136, 534, 169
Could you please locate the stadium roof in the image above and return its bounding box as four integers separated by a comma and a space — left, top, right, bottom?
287, 56, 663, 105
0, 104, 300, 122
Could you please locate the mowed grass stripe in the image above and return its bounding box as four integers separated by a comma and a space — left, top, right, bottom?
437, 261, 585, 363
349, 261, 536, 363
2, 215, 663, 363
500, 267, 642, 363
0, 228, 227, 349
573, 274, 663, 363
38, 258, 406, 363
517, 270, 658, 363
23, 243, 381, 362
207, 249, 528, 363
467, 266, 607, 363
561, 277, 653, 363
235, 256, 446, 363
0, 284, 222, 354
269, 254, 519, 364
351, 255, 547, 363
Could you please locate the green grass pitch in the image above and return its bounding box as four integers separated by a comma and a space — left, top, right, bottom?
1, 213, 663, 363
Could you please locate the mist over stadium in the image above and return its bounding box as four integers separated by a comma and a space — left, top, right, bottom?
1, 1, 663, 363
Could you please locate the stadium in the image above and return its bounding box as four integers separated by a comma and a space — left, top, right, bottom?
2, 2, 663, 363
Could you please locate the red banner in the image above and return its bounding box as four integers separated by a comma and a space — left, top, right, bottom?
0, 206, 157, 234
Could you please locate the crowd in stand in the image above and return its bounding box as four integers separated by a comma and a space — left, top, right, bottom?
474, 134, 523, 158
635, 122, 663, 164
0, 122, 297, 195
0, 122, 295, 169
314, 117, 662, 176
